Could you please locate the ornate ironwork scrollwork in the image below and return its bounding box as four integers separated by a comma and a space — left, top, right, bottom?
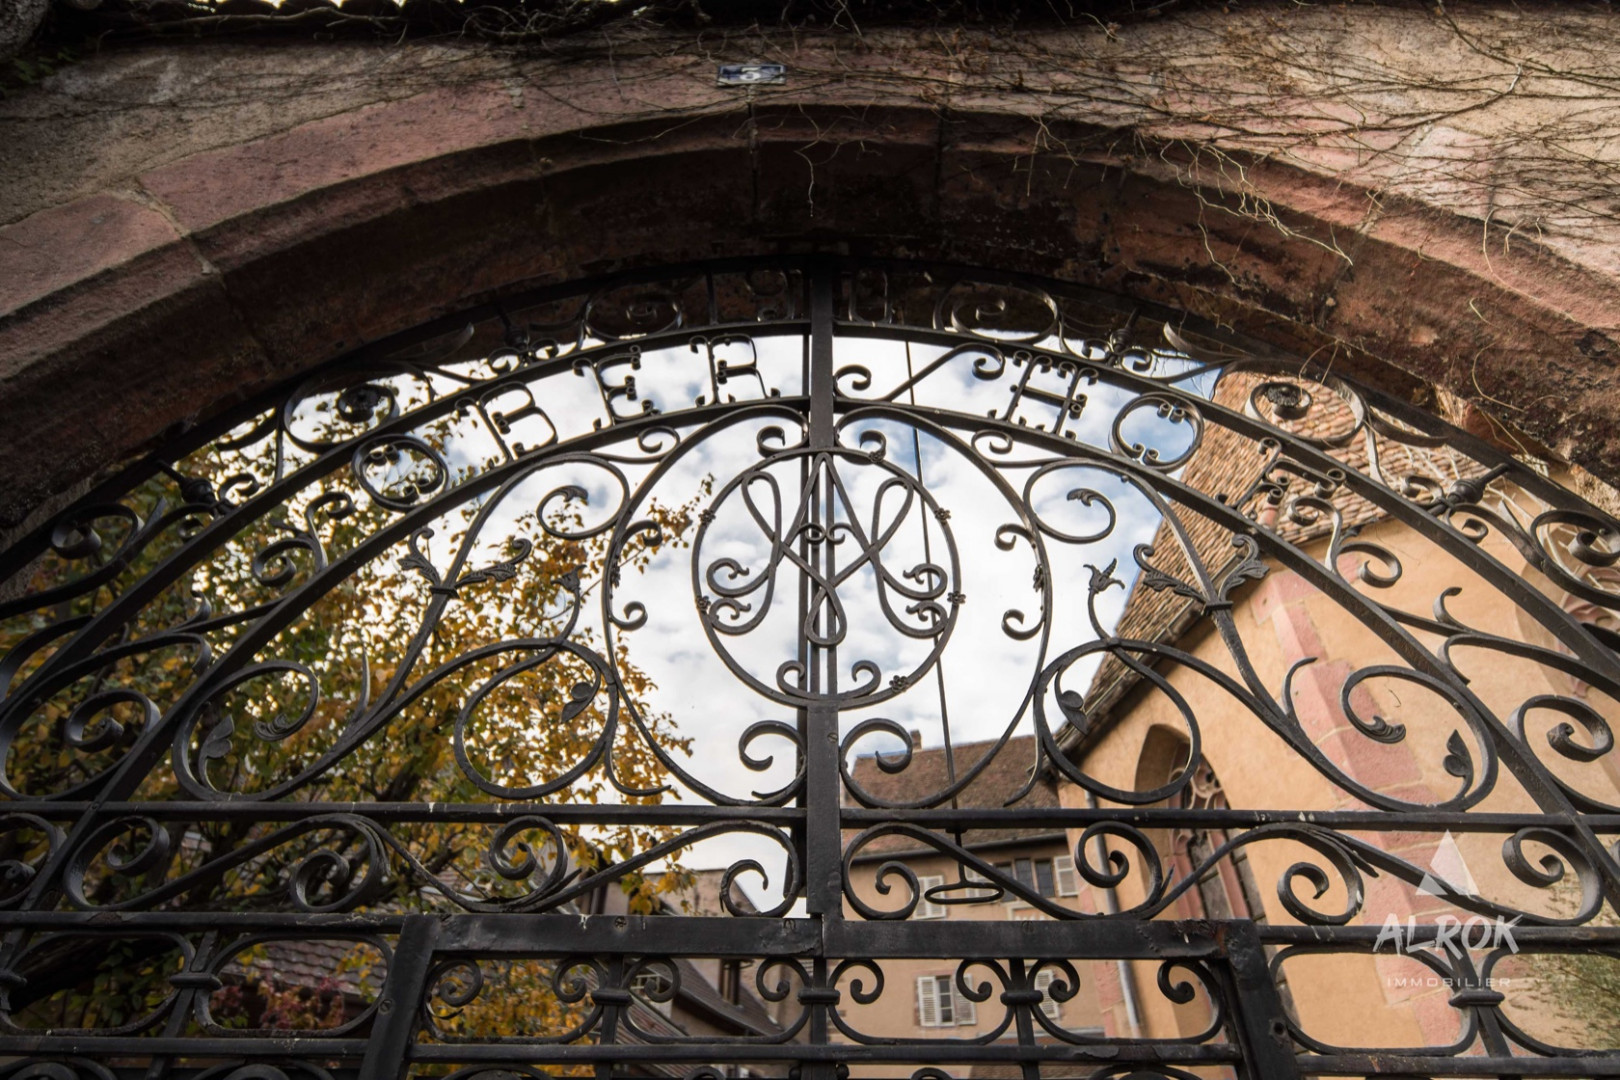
1, 258, 1619, 1078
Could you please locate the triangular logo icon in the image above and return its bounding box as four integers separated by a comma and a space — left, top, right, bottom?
1417, 830, 1479, 899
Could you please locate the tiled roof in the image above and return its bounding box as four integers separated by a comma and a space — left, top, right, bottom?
235, 936, 376, 997
657, 869, 783, 1038
671, 955, 783, 1037
665, 866, 761, 917
236, 873, 780, 1042
846, 735, 1064, 856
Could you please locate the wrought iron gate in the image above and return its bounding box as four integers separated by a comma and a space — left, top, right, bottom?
0, 258, 1618, 1079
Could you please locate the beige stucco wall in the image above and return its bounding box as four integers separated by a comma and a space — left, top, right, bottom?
840, 842, 1105, 1073
1067, 509, 1620, 1050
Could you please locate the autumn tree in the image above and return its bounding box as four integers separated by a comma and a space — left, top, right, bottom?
0, 380, 701, 1041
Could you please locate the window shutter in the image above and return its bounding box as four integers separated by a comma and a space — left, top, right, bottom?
963, 865, 996, 903
915, 874, 946, 919
1033, 968, 1061, 1021
1054, 855, 1078, 897
996, 863, 1018, 906
917, 975, 939, 1027
952, 979, 976, 1026
1035, 858, 1056, 898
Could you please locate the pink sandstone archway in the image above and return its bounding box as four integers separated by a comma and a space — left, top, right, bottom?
5, 27, 1620, 532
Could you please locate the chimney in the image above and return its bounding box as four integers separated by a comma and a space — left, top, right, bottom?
909, 729, 923, 749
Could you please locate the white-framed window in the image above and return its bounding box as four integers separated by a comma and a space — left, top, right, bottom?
631, 970, 674, 999
962, 865, 998, 903
995, 861, 1022, 907
916, 974, 977, 1027
1053, 854, 1079, 897
631, 969, 675, 1017
914, 874, 946, 919
1032, 967, 1062, 1021
996, 857, 1076, 904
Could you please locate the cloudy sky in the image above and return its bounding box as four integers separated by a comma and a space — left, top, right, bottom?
361, 325, 1215, 910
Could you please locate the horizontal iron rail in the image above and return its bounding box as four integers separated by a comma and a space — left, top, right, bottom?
842, 808, 1620, 831
7, 804, 1611, 832
0, 1044, 1241, 1069
0, 1036, 371, 1056
13, 802, 807, 825
1299, 1056, 1620, 1077
6, 913, 1612, 949
403, 1044, 1245, 1065
436, 914, 1230, 959
1257, 924, 1620, 947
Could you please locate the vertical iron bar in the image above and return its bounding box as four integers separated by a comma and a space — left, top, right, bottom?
807, 955, 833, 1072
1009, 958, 1040, 1080
140, 930, 220, 1080
357, 914, 441, 1080
809, 261, 836, 450
792, 303, 814, 901
597, 954, 627, 1080
1451, 947, 1520, 1079
803, 262, 841, 1080
804, 264, 841, 920
1223, 920, 1302, 1080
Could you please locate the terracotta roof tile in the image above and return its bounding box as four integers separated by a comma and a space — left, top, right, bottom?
232, 936, 378, 998
846, 735, 1062, 856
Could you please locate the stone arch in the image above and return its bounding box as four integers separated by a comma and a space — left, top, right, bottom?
6, 31, 1620, 533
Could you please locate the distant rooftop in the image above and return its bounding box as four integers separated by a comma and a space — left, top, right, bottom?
846, 734, 1063, 858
